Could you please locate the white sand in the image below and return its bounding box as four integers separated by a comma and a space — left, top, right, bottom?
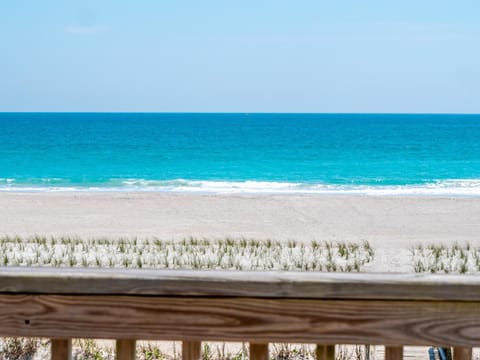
1, 192, 479, 244
1, 192, 479, 272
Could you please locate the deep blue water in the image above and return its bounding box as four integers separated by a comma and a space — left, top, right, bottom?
1, 113, 480, 195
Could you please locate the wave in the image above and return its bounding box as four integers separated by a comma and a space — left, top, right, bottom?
2, 178, 480, 196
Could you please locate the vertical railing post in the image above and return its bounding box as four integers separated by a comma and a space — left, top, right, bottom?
315, 345, 335, 360
51, 339, 72, 360
182, 341, 202, 360
116, 339, 136, 360
250, 343, 269, 360
385, 346, 403, 360
454, 348, 472, 360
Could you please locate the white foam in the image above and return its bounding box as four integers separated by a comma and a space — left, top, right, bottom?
2, 178, 480, 196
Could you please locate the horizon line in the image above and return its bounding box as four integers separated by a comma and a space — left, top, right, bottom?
1, 111, 480, 115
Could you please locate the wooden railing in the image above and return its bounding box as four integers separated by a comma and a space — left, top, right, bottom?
1, 268, 480, 360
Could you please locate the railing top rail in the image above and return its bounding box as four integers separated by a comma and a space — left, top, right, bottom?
1, 267, 480, 301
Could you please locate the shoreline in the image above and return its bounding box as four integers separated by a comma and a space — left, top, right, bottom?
3, 189, 480, 198
3, 177, 480, 197
2, 182, 480, 197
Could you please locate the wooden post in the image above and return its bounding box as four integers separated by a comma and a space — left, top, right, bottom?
51, 339, 72, 360
182, 341, 201, 360
116, 339, 136, 360
315, 345, 335, 360
385, 346, 403, 360
250, 343, 269, 360
454, 348, 472, 360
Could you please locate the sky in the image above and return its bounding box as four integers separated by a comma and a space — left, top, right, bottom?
0, 1, 479, 113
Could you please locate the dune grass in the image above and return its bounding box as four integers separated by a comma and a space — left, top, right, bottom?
411, 243, 480, 274
0, 236, 374, 272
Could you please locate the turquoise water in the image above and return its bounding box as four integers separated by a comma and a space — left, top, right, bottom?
1, 113, 480, 195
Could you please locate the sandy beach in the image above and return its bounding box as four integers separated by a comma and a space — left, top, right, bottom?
2, 192, 479, 245
1, 192, 479, 273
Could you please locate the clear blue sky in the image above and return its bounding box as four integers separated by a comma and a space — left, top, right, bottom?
1, 1, 479, 113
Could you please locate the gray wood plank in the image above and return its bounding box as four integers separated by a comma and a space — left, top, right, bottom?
0, 295, 479, 346
2, 267, 480, 301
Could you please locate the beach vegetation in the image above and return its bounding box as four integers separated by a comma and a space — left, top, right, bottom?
411, 243, 480, 274
0, 338, 41, 360
72, 340, 114, 360
0, 236, 374, 272
137, 343, 168, 360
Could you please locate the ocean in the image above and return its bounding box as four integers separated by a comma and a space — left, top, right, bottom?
1, 112, 480, 195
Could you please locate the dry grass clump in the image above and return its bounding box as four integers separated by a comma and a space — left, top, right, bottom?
412, 243, 480, 274
72, 340, 114, 360
0, 236, 374, 272
335, 345, 374, 360
0, 338, 43, 360
202, 343, 246, 360
137, 343, 170, 360
271, 344, 314, 360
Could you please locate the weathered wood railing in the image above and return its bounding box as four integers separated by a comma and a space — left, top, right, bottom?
1, 268, 480, 360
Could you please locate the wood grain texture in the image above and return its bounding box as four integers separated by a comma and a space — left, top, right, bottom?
0, 295, 479, 346
250, 343, 269, 360
116, 339, 136, 360
2, 267, 480, 301
51, 339, 71, 360
182, 341, 201, 360
454, 347, 472, 360
315, 345, 335, 360
385, 346, 403, 360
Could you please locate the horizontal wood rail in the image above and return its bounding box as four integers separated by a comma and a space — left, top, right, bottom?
0, 268, 479, 360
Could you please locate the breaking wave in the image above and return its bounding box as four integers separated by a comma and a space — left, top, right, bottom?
2, 178, 480, 196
